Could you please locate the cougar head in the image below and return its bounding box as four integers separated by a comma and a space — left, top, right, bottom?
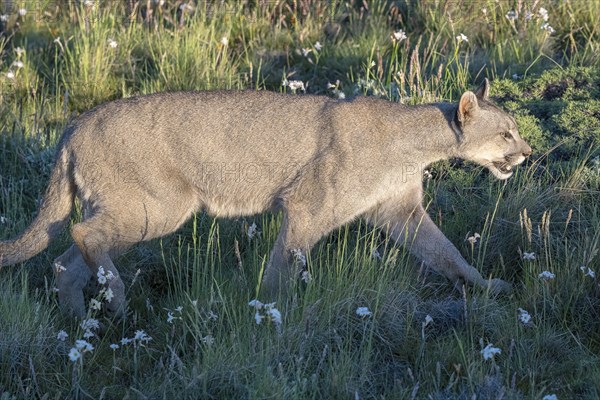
456, 79, 532, 180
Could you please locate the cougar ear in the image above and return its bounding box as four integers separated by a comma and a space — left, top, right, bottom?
457, 91, 479, 125
474, 78, 490, 100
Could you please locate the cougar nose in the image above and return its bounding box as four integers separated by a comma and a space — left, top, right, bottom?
523, 144, 532, 158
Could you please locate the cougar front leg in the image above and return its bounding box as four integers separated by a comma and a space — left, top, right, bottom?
371, 203, 511, 293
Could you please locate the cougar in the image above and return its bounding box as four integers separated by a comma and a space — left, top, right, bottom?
0, 79, 531, 317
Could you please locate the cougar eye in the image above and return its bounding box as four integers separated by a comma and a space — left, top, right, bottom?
501, 131, 513, 140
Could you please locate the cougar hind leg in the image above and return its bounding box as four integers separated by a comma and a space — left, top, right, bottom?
71, 214, 128, 317
53, 244, 92, 318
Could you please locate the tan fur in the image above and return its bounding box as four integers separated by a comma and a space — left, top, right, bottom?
0, 79, 531, 317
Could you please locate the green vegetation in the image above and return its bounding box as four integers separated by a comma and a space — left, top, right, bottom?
0, 1, 598, 398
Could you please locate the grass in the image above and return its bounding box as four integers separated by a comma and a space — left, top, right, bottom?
0, 0, 599, 398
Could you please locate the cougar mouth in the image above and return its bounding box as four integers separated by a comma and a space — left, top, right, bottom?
489, 161, 515, 180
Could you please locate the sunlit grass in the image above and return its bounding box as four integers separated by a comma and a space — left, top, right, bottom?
0, 0, 598, 398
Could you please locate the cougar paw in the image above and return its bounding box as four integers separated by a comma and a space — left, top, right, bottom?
105, 289, 126, 314
260, 273, 283, 302
105, 300, 128, 320
488, 278, 512, 294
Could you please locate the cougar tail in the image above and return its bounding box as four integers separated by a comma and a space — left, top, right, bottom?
0, 147, 75, 267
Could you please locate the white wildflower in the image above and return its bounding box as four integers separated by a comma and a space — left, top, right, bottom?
538, 7, 549, 21
90, 299, 102, 310
191, 299, 198, 307
302, 48, 312, 57
506, 10, 517, 20
251, 301, 282, 326
580, 266, 595, 278
266, 307, 282, 325
0, 15, 8, 22
466, 232, 481, 245
207, 310, 218, 320
96, 266, 114, 283
481, 7, 487, 15
522, 252, 536, 261
80, 318, 100, 331
456, 33, 469, 43
517, 308, 532, 324
424, 314, 433, 327
97, 266, 107, 284
166, 308, 182, 323
108, 39, 118, 49
248, 299, 263, 310
109, 343, 119, 350
220, 36, 228, 46
57, 330, 69, 341
372, 249, 382, 260
18, 8, 27, 17
301, 270, 312, 283
512, 73, 521, 80
539, 271, 556, 280
314, 41, 322, 51
0, 216, 7, 224
587, 268, 596, 279
356, 307, 372, 317
542, 395, 557, 400
167, 311, 176, 324
291, 248, 307, 266
202, 335, 215, 345
252, 302, 282, 326
103, 287, 114, 303
80, 321, 98, 339
391, 29, 407, 42
541, 23, 555, 34
327, 80, 345, 99
54, 262, 66, 273
121, 337, 133, 346
68, 348, 81, 362
134, 330, 152, 343
75, 339, 94, 352
14, 47, 25, 56
247, 222, 260, 240
83, 329, 94, 339
282, 79, 305, 93
175, 306, 183, 313
13, 61, 24, 69
6, 71, 15, 80
525, 11, 533, 21
481, 343, 501, 360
